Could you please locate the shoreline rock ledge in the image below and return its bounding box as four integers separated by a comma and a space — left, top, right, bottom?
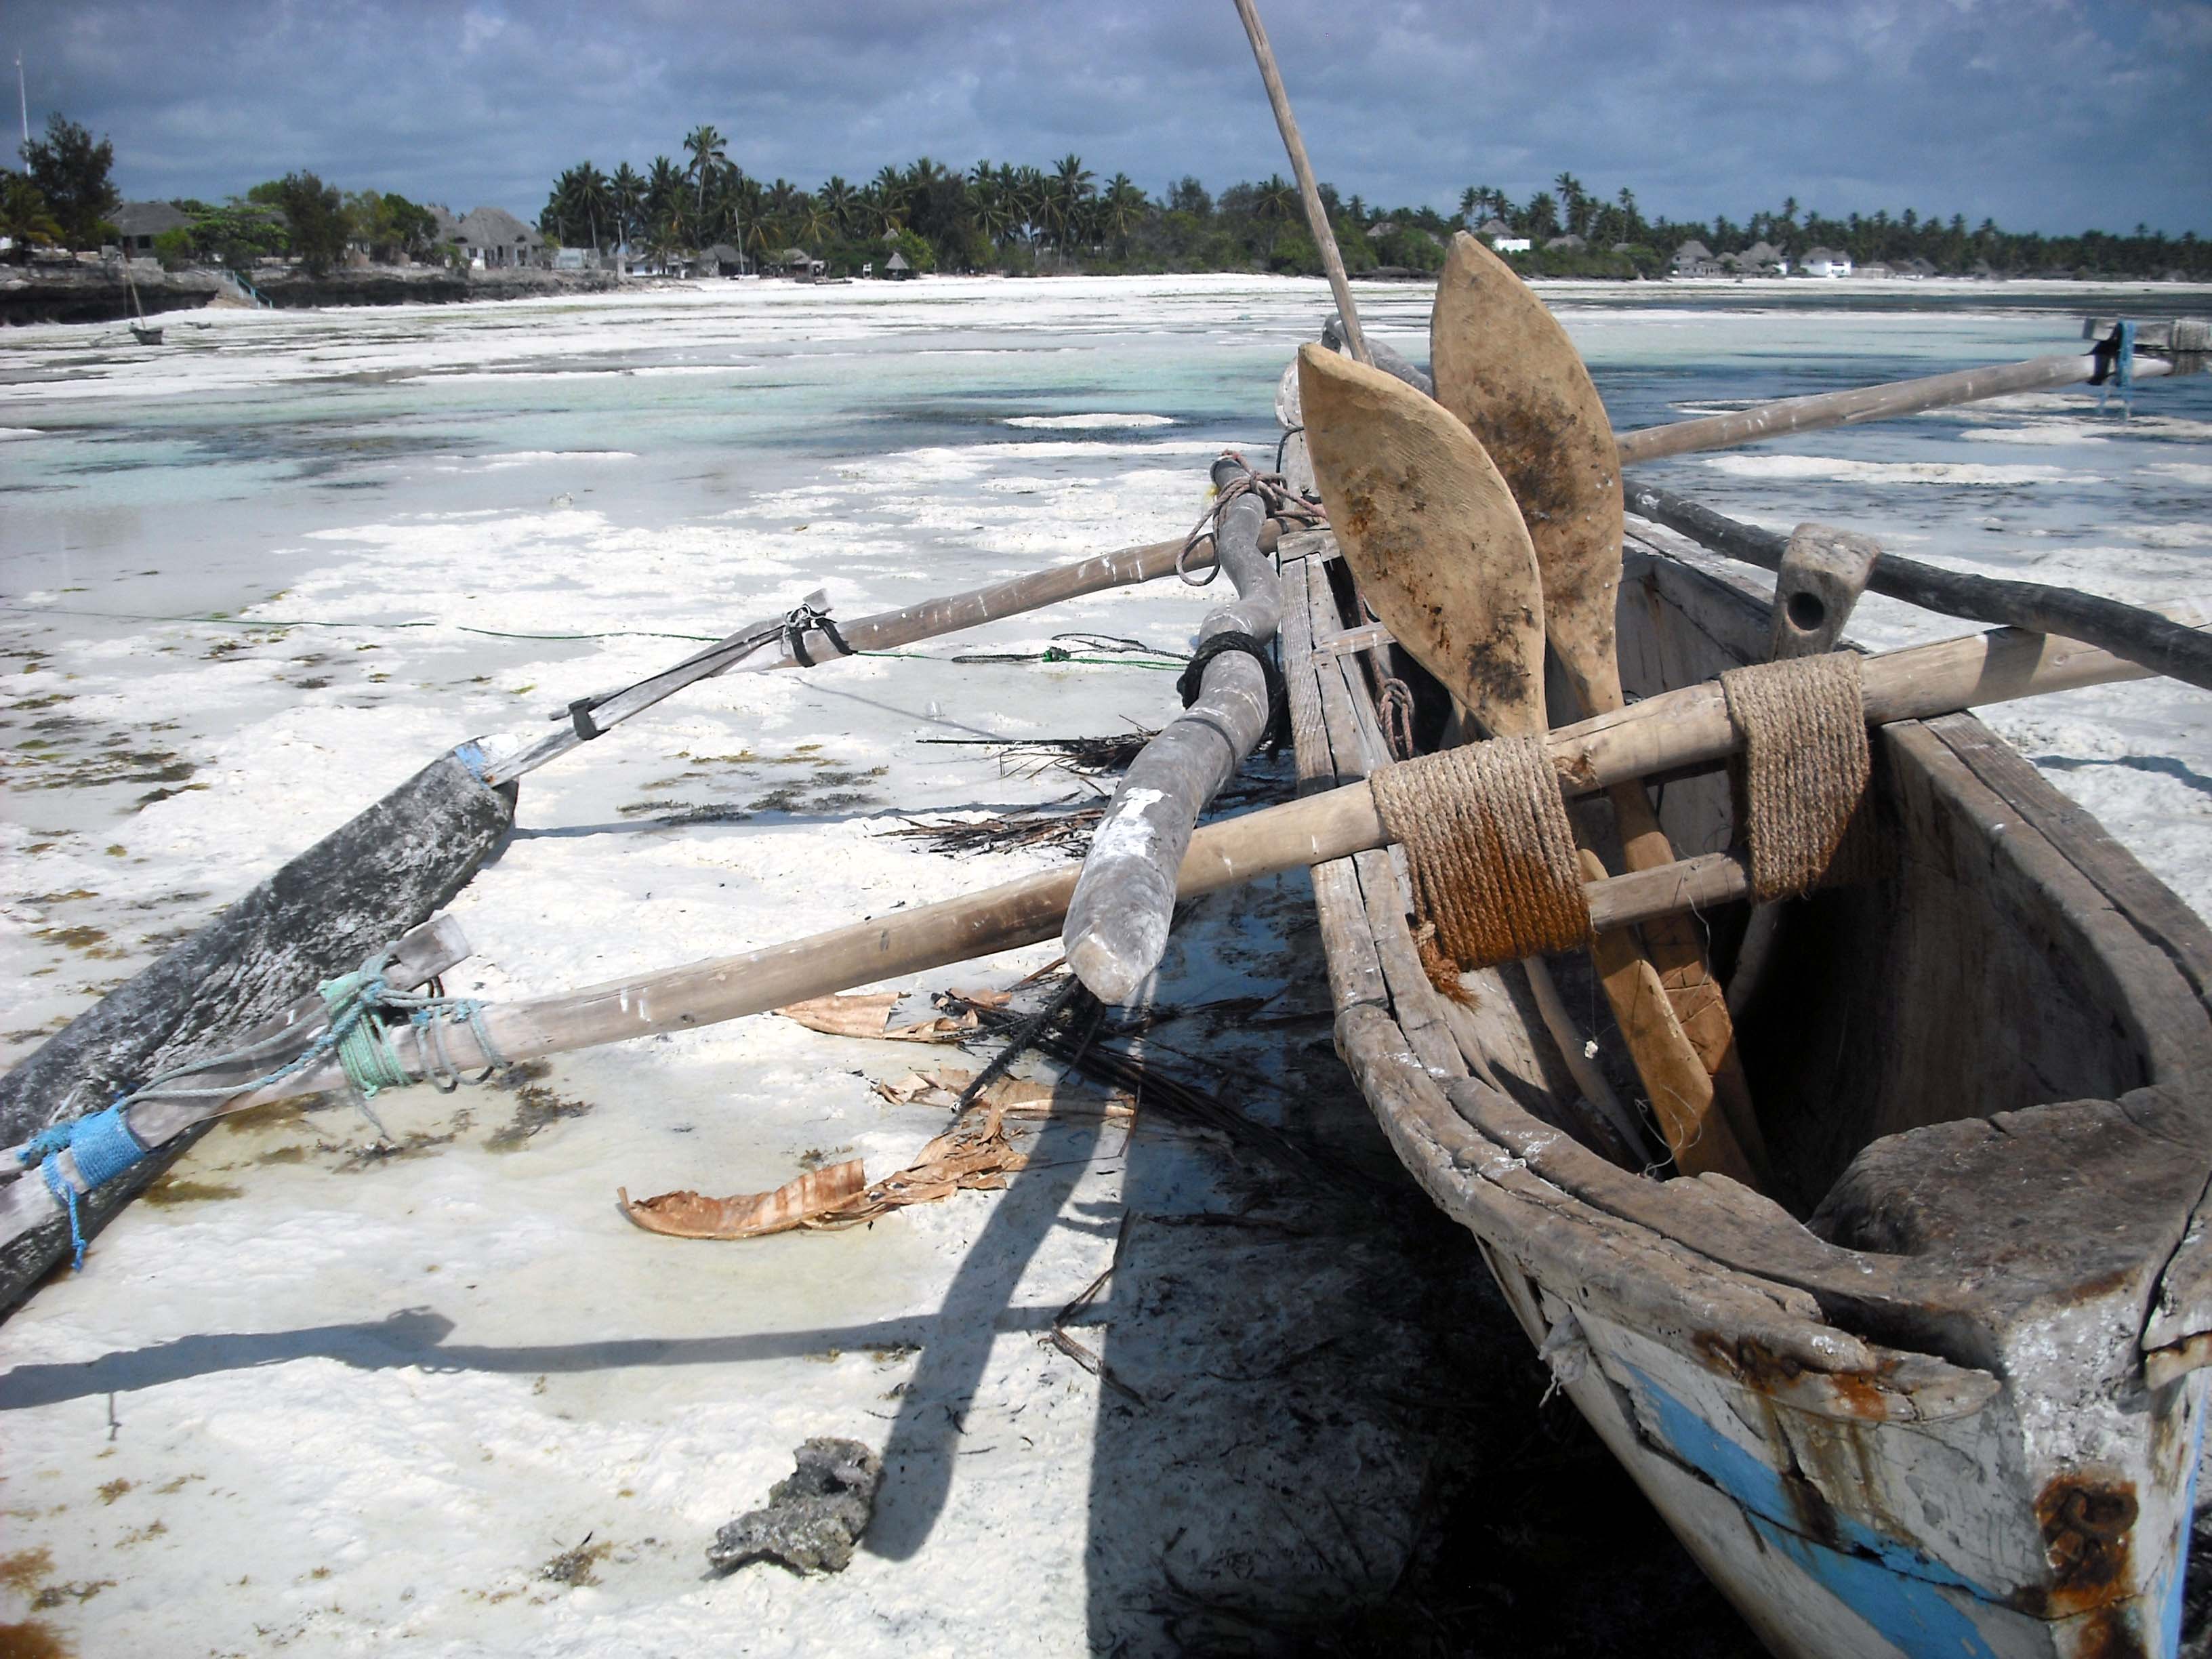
1, 261, 622, 325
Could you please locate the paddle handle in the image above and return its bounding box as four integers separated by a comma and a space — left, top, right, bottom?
1230, 0, 1370, 366
483, 535, 1198, 787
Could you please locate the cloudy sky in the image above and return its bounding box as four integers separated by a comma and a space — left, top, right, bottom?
12, 0, 2209, 234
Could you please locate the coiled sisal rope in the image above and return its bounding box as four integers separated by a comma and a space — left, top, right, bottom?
1368, 736, 1591, 996
1368, 655, 1871, 995
1718, 653, 1871, 899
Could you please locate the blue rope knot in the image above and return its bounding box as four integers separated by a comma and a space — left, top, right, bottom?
26, 1105, 149, 1269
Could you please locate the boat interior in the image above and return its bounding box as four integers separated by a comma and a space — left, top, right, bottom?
1283, 518, 2212, 1374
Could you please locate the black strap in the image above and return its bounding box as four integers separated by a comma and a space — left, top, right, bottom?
552, 597, 843, 741
1176, 630, 1287, 753
2089, 325, 2123, 386
785, 606, 853, 669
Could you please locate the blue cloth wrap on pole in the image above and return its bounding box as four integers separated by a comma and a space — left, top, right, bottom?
26, 1104, 149, 1269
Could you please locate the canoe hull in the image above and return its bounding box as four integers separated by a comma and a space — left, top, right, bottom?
1282, 523, 2212, 1658
1507, 1253, 2206, 1659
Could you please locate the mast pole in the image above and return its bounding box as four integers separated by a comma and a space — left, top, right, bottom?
1229, 0, 1371, 365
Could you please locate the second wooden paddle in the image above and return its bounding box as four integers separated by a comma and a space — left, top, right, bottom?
1297, 344, 1759, 1186
1431, 231, 1770, 1183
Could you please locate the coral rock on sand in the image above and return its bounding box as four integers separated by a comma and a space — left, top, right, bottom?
706, 1438, 884, 1575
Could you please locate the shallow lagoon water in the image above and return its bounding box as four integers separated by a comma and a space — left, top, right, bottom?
0, 274, 2207, 1655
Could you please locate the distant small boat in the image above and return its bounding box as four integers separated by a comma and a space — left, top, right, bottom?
124, 268, 163, 345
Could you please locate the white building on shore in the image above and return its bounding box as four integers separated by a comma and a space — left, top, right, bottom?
1475, 216, 1531, 253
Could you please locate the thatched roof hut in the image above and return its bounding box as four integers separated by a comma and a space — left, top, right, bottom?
701, 242, 743, 275
1671, 239, 1720, 276
112, 201, 191, 253
455, 207, 544, 268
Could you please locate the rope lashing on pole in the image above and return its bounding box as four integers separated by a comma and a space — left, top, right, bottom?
12, 944, 510, 1269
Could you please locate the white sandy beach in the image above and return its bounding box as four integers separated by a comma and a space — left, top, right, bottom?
1, 273, 2207, 1656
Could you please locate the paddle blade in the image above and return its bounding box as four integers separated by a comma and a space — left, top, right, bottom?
1431, 231, 1626, 717
1297, 342, 1547, 737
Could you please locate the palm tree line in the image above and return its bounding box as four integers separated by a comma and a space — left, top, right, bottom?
541, 137, 1149, 270
1459, 173, 2209, 280
539, 135, 2207, 280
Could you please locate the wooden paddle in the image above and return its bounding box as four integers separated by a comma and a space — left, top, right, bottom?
1431, 231, 1769, 1183
1298, 342, 1760, 1186
1293, 345, 1727, 1178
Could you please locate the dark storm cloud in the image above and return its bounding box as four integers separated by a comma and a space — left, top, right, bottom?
10, 0, 2207, 232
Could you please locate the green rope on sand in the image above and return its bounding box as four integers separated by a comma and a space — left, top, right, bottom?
866, 632, 1187, 672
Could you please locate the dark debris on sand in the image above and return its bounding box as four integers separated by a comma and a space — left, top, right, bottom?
706, 1437, 884, 1576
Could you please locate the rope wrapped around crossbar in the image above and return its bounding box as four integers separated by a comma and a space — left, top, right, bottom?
1369, 736, 1591, 996
1718, 653, 1871, 899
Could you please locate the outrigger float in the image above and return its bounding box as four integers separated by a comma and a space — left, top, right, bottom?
8, 28, 2212, 1659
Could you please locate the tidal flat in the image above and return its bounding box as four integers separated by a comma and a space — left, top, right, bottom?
2, 273, 2208, 1655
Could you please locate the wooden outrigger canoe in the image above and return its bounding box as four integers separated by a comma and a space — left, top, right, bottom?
1208, 14, 2212, 1629
1273, 504, 2212, 1657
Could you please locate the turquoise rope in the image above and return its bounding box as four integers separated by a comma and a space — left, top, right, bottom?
20, 943, 508, 1271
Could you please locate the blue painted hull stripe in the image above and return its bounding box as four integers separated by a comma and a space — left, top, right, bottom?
1622, 1363, 2003, 1658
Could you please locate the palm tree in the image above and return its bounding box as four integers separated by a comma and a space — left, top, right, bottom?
0, 177, 64, 255
1101, 173, 1145, 258
541, 166, 577, 245
683, 124, 729, 255
820, 176, 858, 237
901, 157, 955, 245
794, 192, 832, 248
645, 155, 687, 259
1252, 172, 1298, 254
1553, 171, 1586, 232
610, 163, 645, 253
971, 169, 1015, 250
1049, 154, 1094, 248
1010, 165, 1046, 248
870, 165, 906, 232
574, 163, 612, 251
